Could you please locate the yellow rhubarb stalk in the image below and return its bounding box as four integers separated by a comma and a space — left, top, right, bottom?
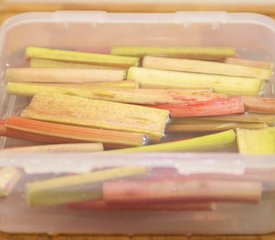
237, 127, 275, 155
21, 93, 169, 141
26, 47, 140, 67
128, 67, 263, 96
6, 68, 126, 83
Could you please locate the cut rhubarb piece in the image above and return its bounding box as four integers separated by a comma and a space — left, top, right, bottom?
5, 68, 126, 83
69, 200, 214, 211
153, 97, 244, 118
143, 56, 272, 80
110, 130, 236, 153
0, 120, 6, 135
26, 47, 140, 67
16, 81, 137, 89
111, 47, 236, 60
0, 167, 22, 198
3, 127, 77, 144
128, 67, 263, 96
225, 58, 274, 70
0, 143, 104, 153
167, 121, 267, 133
176, 114, 275, 124
103, 179, 262, 203
243, 96, 275, 114
4, 117, 147, 147
26, 166, 146, 207
30, 58, 124, 70
21, 93, 169, 141
7, 82, 225, 105
237, 127, 275, 155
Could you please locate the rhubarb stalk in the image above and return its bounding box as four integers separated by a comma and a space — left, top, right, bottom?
128, 67, 263, 96
26, 166, 146, 207
7, 82, 225, 105
6, 68, 127, 83
26, 47, 140, 67
108, 130, 236, 153
237, 127, 275, 155
4, 117, 147, 147
143, 56, 272, 79
21, 93, 169, 141
111, 47, 236, 60
0, 167, 22, 198
103, 179, 262, 203
153, 97, 244, 118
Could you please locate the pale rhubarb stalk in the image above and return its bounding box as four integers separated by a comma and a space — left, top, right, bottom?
68, 200, 214, 211
111, 47, 236, 60
109, 130, 236, 153
237, 127, 275, 155
143, 56, 272, 80
4, 117, 147, 147
15, 81, 137, 89
128, 67, 263, 96
26, 47, 140, 67
0, 143, 104, 153
30, 58, 124, 70
5, 68, 126, 83
103, 179, 262, 203
26, 166, 146, 207
153, 97, 244, 118
175, 114, 275, 124
7, 82, 225, 105
0, 167, 22, 198
167, 121, 267, 133
21, 93, 169, 141
243, 96, 275, 114
225, 58, 274, 70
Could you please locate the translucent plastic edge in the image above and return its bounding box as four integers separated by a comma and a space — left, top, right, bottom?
0, 152, 274, 174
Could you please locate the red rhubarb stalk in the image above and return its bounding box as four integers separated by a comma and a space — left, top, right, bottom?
153, 97, 244, 118
103, 179, 262, 204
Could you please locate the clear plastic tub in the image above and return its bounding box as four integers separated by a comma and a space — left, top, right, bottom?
0, 11, 275, 235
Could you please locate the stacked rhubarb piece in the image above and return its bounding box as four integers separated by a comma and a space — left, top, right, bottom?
1, 46, 274, 154
0, 46, 274, 209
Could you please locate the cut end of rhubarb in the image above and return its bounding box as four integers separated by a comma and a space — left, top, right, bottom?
237, 127, 275, 155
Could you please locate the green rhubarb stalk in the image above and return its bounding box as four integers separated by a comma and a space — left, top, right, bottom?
108, 130, 236, 153
26, 166, 146, 207
128, 67, 263, 96
111, 47, 236, 60
30, 58, 124, 69
167, 121, 267, 133
26, 47, 140, 67
237, 127, 275, 155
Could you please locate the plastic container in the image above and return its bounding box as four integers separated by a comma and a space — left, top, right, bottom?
0, 11, 275, 235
